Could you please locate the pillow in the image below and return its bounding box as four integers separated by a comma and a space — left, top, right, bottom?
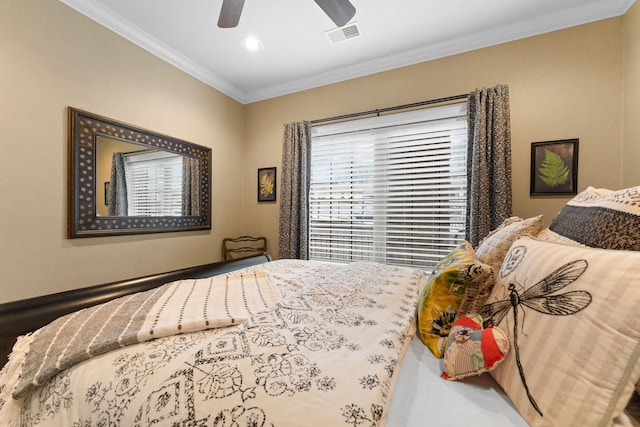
481, 235, 640, 426
566, 185, 613, 201
440, 313, 509, 381
542, 196, 633, 408
475, 215, 544, 273
417, 241, 494, 358
549, 185, 640, 250
546, 187, 640, 418
535, 227, 585, 246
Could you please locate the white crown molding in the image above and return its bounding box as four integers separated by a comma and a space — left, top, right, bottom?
60, 0, 634, 105
244, 0, 634, 103
618, 0, 637, 14
58, 0, 249, 103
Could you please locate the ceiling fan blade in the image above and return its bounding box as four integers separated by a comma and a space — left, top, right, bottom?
313, 0, 356, 27
218, 0, 245, 28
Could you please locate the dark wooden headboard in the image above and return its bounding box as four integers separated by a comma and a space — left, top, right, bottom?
0, 255, 271, 368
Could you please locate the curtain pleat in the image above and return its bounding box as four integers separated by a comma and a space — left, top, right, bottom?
278, 121, 312, 259
182, 157, 201, 216
466, 84, 513, 246
108, 152, 128, 216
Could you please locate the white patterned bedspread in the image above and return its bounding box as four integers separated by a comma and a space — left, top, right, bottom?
0, 260, 426, 427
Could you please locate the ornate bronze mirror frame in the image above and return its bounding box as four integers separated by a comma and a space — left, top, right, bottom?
68, 107, 212, 238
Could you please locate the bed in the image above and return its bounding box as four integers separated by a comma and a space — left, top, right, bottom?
0, 255, 532, 426
2, 182, 640, 427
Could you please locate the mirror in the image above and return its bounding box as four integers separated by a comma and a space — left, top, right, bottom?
68, 107, 211, 238
95, 136, 198, 217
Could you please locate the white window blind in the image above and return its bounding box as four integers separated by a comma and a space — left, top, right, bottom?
309, 102, 468, 271
125, 151, 183, 216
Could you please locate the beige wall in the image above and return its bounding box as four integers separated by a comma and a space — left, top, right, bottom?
624, 1, 640, 186
2, 1, 636, 303
0, 0, 246, 303
244, 18, 626, 256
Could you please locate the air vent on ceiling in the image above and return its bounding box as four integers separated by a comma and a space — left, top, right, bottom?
325, 22, 360, 44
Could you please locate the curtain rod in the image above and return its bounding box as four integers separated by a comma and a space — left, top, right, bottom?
123, 148, 159, 157
310, 93, 468, 125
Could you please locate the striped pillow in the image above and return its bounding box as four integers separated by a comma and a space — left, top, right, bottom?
482, 236, 640, 426
549, 186, 640, 250
535, 227, 585, 246
475, 215, 544, 273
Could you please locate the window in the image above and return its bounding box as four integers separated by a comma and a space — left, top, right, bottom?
309, 102, 468, 270
125, 151, 183, 216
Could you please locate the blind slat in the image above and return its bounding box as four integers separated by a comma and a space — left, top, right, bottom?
309, 102, 468, 270
125, 153, 183, 216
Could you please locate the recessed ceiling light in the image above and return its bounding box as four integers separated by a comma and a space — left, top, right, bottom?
241, 36, 263, 52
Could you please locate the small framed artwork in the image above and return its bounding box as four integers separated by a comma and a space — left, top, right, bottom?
530, 139, 579, 196
104, 181, 111, 206
258, 167, 277, 202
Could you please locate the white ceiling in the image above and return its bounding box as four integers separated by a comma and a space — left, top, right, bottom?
60, 0, 634, 104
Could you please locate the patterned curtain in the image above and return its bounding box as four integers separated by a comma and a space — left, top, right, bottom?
278, 121, 312, 259
466, 84, 513, 246
108, 152, 128, 216
182, 157, 201, 216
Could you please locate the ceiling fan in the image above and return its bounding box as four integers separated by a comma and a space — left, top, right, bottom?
217, 0, 356, 29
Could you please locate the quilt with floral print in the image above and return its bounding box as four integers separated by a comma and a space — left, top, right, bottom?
0, 260, 426, 427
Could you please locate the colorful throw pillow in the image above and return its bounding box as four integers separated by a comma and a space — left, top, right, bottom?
417, 242, 493, 358
475, 215, 544, 273
440, 313, 509, 381
549, 185, 640, 250
482, 235, 640, 426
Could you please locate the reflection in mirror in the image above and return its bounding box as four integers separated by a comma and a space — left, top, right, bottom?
96, 136, 200, 217
68, 107, 211, 238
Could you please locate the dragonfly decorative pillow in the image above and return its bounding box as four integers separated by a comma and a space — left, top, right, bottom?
482, 235, 640, 427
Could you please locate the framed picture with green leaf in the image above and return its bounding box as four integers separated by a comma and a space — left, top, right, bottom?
258, 167, 277, 202
530, 139, 578, 195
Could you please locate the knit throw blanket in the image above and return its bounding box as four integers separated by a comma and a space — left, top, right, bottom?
5, 271, 281, 400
